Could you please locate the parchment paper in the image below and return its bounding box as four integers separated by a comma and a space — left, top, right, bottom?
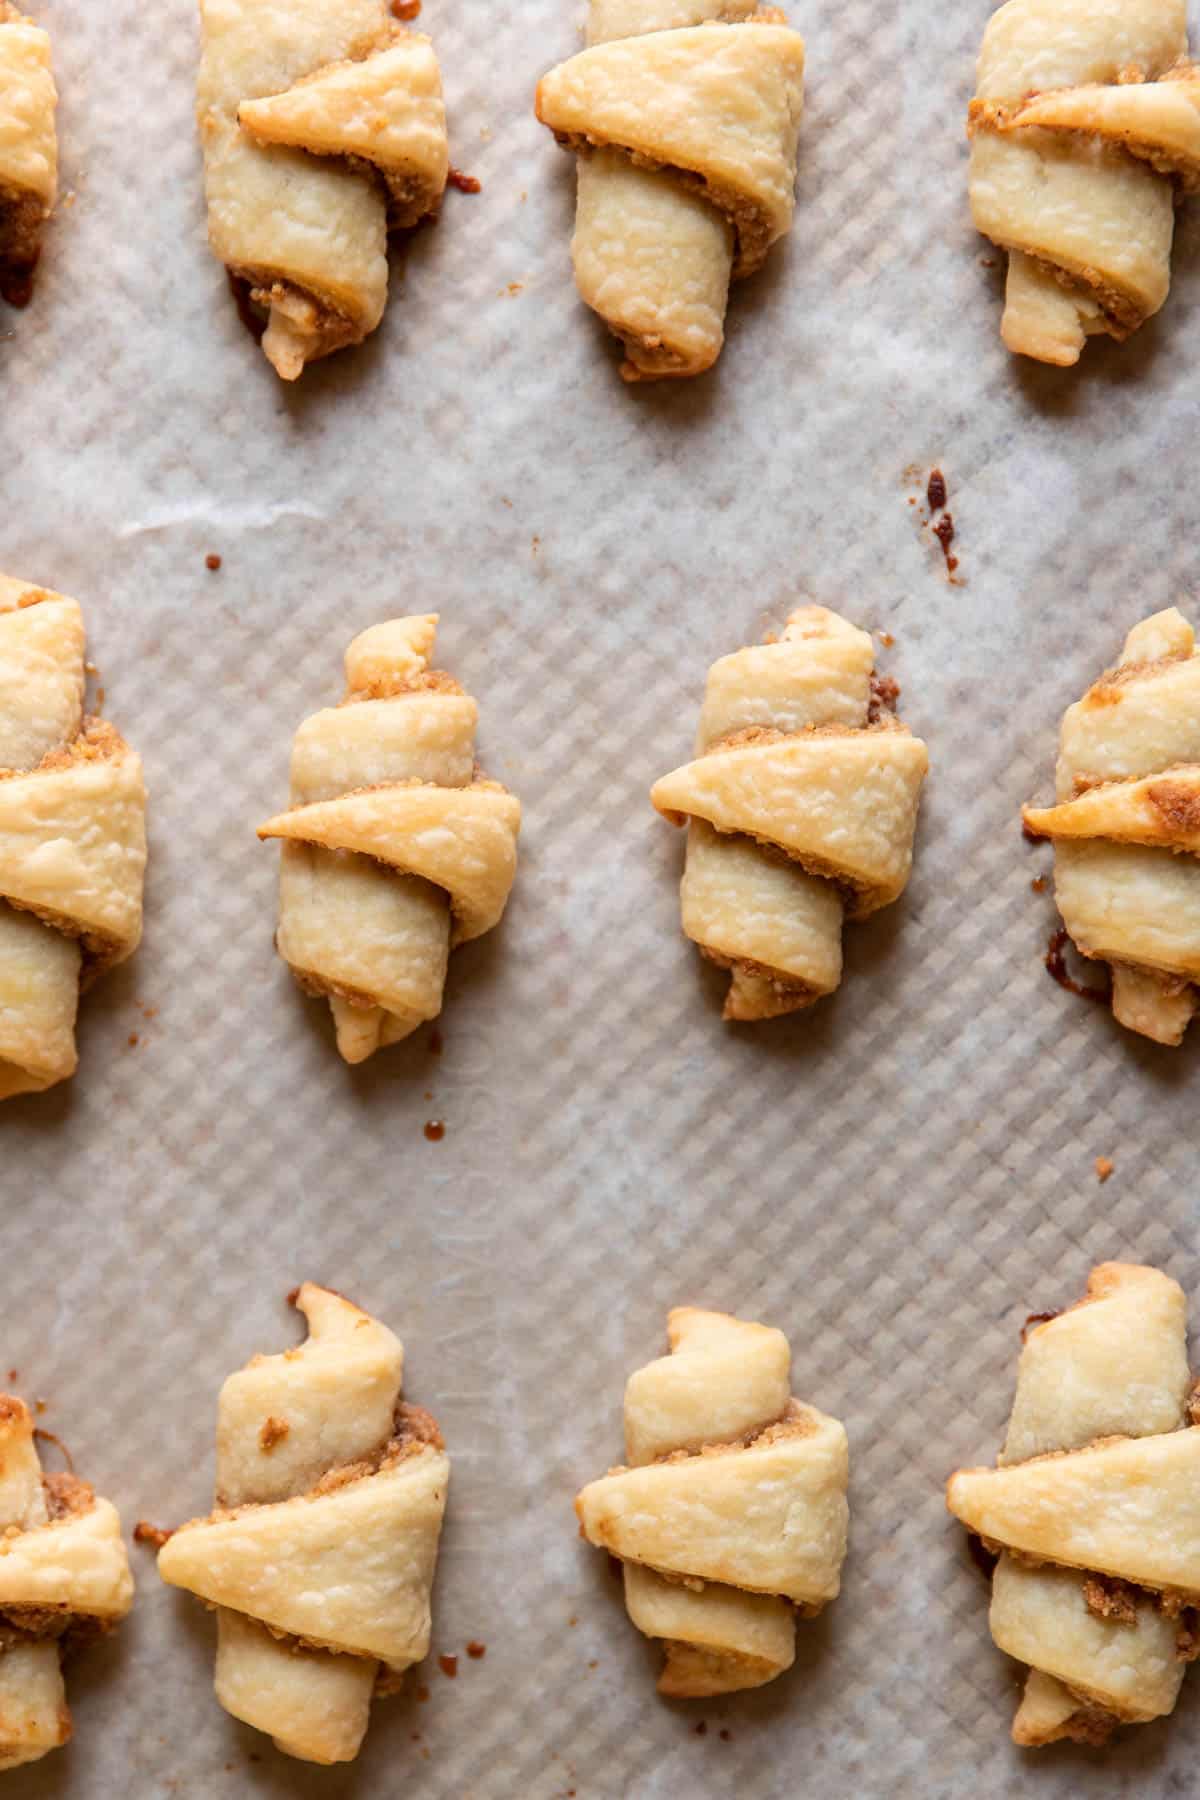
3, 0, 1200, 1793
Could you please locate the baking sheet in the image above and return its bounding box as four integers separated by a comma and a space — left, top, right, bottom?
4, 0, 1200, 1792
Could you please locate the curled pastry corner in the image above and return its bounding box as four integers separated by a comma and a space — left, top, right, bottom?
0, 576, 147, 1099
947, 1263, 1200, 1747
0, 1395, 134, 1771
575, 1307, 848, 1696
535, 0, 804, 380
157, 1283, 449, 1766
197, 2, 449, 378
968, 0, 1200, 365
258, 614, 520, 1066
1023, 606, 1200, 1045
0, 2, 57, 307
650, 606, 927, 1021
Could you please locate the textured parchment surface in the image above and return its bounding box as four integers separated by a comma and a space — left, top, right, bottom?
3, 0, 1200, 1795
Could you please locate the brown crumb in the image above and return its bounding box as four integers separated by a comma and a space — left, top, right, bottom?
5, 1371, 14, 1383
438, 1653, 458, 1678
719, 1728, 732, 1742
448, 167, 481, 194
205, 553, 222, 572
259, 1415, 289, 1452
926, 469, 947, 513
694, 1721, 707, 1736
429, 1026, 443, 1055
416, 1684, 430, 1702
466, 1640, 486, 1659
933, 513, 958, 574
133, 1521, 173, 1550
392, 0, 421, 14
127, 1033, 139, 1048
867, 673, 900, 723
1030, 875, 1047, 893
568, 1616, 577, 1627
1021, 1311, 1059, 1343
531, 535, 541, 555
1095, 1156, 1115, 1184
878, 631, 895, 648
424, 1120, 445, 1142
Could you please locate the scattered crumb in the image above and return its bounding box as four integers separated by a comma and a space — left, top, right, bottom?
416, 1684, 430, 1702
391, 0, 421, 15
128, 1033, 139, 1048
448, 167, 481, 194
466, 1640, 486, 1660
205, 553, 222, 572
694, 1721, 707, 1736
34, 1399, 47, 1416
980, 255, 997, 268
531, 535, 541, 555
1031, 875, 1047, 893
1095, 1156, 1115, 1184
587, 1659, 598, 1670
567, 1615, 577, 1627
424, 1120, 445, 1143
6, 1370, 15, 1383
501, 497, 513, 509
133, 1521, 173, 1549
719, 1728, 732, 1742
878, 631, 895, 648
438, 1653, 458, 1679
506, 282, 523, 297
926, 470, 947, 514
259, 1415, 289, 1452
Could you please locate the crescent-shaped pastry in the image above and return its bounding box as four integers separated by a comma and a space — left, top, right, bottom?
535, 2, 805, 381
197, 0, 449, 379
968, 0, 1200, 365
947, 1263, 1199, 1746
157, 1284, 449, 1766
0, 3, 56, 307
0, 577, 147, 1099
575, 1308, 848, 1696
0, 1395, 134, 1770
258, 615, 520, 1065
649, 606, 928, 1020
1023, 606, 1200, 1045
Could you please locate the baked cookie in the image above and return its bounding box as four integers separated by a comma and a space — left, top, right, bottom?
157, 1284, 449, 1766
947, 1263, 1200, 1747
0, 3, 56, 307
197, 0, 449, 379
0, 577, 147, 1099
535, 0, 805, 381
0, 1395, 134, 1770
1024, 607, 1200, 1045
258, 615, 520, 1064
650, 606, 928, 1020
575, 1308, 848, 1695
968, 0, 1200, 365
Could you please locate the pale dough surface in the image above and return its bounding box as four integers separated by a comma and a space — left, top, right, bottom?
158, 1284, 449, 1765
650, 606, 927, 1021
968, 0, 1197, 364
1023, 607, 1200, 1044
0, 1396, 133, 1771
0, 577, 146, 1099
946, 1263, 1195, 1744
258, 614, 520, 1066
198, 0, 447, 378
536, 0, 803, 379
575, 1307, 848, 1696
